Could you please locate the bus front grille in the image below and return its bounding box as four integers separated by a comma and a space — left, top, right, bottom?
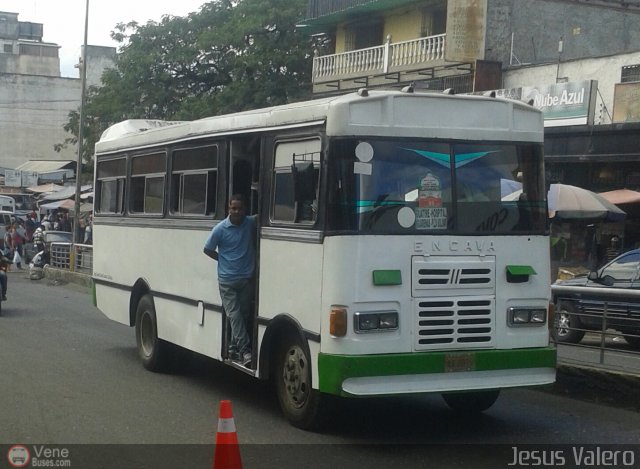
414, 296, 495, 350
412, 255, 495, 298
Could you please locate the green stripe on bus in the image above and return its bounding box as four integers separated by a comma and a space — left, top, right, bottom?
318, 347, 556, 395
91, 279, 97, 307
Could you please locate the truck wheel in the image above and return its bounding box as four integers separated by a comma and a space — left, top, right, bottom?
135, 294, 172, 372
274, 333, 325, 430
552, 302, 585, 344
442, 390, 500, 413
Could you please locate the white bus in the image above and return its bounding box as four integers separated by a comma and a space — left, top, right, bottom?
0, 193, 37, 220
93, 89, 555, 429
0, 195, 16, 214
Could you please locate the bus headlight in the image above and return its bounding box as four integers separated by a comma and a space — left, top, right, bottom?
507, 307, 547, 327
354, 312, 399, 333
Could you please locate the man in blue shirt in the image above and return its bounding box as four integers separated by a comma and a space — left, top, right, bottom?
203, 194, 256, 367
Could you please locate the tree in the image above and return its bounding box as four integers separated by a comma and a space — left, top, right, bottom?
56, 0, 321, 172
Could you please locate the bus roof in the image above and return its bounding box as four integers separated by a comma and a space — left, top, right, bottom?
95, 90, 543, 155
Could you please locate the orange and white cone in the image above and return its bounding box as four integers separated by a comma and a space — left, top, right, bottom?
213, 400, 242, 469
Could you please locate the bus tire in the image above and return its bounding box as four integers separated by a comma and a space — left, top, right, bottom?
442, 390, 500, 413
552, 302, 585, 344
274, 333, 324, 431
135, 294, 171, 372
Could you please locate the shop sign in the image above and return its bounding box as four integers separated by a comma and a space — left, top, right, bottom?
445, 0, 487, 63
4, 169, 21, 187
479, 80, 597, 127
612, 82, 640, 123
21, 171, 38, 187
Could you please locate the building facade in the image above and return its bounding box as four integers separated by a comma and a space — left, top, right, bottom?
301, 0, 640, 95
301, 0, 640, 262
0, 11, 115, 171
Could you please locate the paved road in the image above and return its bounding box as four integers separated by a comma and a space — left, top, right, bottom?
1, 273, 640, 468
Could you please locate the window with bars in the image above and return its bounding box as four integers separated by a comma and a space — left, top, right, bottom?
621, 64, 640, 83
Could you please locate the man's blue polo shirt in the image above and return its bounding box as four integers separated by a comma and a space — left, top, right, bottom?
204, 215, 256, 281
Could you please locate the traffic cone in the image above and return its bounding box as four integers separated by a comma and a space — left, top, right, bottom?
213, 400, 242, 469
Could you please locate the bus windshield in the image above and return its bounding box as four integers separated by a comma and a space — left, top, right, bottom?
327, 138, 547, 234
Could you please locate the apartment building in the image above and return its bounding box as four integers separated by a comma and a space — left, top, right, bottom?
0, 11, 115, 171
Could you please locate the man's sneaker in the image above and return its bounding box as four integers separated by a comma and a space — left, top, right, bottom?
1, 295, 6, 301
242, 352, 252, 367
227, 349, 240, 361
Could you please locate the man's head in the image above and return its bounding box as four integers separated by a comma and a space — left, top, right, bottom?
228, 194, 247, 226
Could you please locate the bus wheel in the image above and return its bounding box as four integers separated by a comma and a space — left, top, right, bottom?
135, 294, 171, 372
442, 390, 500, 413
275, 334, 324, 430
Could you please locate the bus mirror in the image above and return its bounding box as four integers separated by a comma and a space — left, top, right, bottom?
292, 162, 316, 202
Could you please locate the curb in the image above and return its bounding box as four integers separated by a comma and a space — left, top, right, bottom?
43, 266, 93, 288
547, 365, 640, 412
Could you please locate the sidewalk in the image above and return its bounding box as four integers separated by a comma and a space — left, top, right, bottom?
552, 343, 640, 411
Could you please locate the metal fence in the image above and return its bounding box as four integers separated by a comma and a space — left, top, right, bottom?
50, 242, 93, 274
552, 285, 640, 376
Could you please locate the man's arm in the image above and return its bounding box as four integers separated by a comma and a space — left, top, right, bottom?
203, 247, 218, 261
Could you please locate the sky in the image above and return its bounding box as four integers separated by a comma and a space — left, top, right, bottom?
2, 0, 209, 77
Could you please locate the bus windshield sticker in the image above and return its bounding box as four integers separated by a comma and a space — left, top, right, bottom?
415, 207, 448, 229
415, 173, 447, 229
418, 173, 442, 208
354, 162, 372, 175
355, 142, 374, 162
354, 141, 374, 175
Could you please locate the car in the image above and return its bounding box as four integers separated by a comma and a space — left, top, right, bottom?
551, 248, 640, 349
23, 230, 73, 263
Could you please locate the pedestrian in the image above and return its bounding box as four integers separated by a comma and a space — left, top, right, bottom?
41, 215, 52, 231
3, 224, 12, 253
606, 235, 621, 263
62, 212, 72, 232
0, 249, 10, 301
10, 222, 24, 269
84, 214, 93, 244
25, 213, 36, 241
32, 226, 45, 253
203, 194, 256, 367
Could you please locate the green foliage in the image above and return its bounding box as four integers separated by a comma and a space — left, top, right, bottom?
57, 0, 320, 170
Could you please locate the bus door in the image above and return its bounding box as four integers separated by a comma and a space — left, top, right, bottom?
226, 136, 261, 367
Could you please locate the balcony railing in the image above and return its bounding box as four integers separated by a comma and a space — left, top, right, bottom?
313, 34, 446, 84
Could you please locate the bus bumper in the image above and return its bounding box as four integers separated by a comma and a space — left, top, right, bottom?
318, 347, 556, 397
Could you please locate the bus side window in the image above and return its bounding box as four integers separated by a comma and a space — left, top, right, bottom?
272, 138, 321, 225
171, 145, 218, 216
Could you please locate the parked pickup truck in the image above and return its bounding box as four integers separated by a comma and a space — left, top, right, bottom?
551, 248, 640, 349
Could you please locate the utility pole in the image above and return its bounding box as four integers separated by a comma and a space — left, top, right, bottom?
72, 0, 89, 268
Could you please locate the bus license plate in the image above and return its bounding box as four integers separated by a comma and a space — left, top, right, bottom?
444, 353, 475, 372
